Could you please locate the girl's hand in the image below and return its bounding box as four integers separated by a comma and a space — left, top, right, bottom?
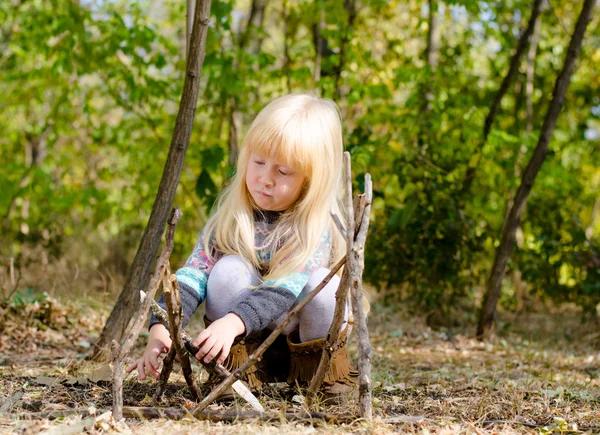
193, 313, 246, 364
126, 323, 172, 380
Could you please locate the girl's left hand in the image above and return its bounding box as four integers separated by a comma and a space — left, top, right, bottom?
192, 313, 246, 364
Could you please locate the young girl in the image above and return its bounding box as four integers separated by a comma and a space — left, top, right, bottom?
127, 93, 355, 400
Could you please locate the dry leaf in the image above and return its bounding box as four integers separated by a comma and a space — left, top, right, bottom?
88, 364, 112, 383
32, 376, 59, 386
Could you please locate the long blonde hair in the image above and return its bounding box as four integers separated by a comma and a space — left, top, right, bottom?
203, 93, 346, 282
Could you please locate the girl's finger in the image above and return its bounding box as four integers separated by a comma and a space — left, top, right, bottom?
149, 351, 159, 370
195, 336, 217, 360
137, 359, 146, 381
192, 329, 210, 348
126, 360, 137, 373
203, 341, 223, 363
217, 342, 231, 365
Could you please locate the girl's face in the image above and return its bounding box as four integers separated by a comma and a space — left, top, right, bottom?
245, 153, 306, 211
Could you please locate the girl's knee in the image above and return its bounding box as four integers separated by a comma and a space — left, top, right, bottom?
205, 255, 258, 321
208, 255, 257, 293
306, 268, 340, 305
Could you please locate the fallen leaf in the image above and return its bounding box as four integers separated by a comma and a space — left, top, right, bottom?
64, 377, 88, 386
88, 365, 112, 383
32, 376, 60, 386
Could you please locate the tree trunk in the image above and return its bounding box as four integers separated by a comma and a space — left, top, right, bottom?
282, 0, 292, 92
92, 0, 213, 361
312, 1, 325, 84
333, 0, 357, 100
423, 0, 440, 110
461, 0, 544, 196
228, 0, 269, 166
477, 0, 597, 338
186, 0, 196, 57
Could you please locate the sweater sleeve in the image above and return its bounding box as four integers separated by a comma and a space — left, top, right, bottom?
149, 229, 215, 329
230, 230, 332, 334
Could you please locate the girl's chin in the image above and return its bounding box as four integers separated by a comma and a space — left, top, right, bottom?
252, 195, 277, 211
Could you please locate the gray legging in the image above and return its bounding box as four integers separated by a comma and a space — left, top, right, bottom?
204, 255, 347, 343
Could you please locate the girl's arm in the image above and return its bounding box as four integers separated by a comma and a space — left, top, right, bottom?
149, 229, 215, 329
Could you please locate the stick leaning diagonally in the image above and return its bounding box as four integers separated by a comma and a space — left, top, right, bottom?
111, 207, 182, 421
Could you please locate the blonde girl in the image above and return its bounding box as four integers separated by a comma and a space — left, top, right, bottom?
128, 93, 355, 400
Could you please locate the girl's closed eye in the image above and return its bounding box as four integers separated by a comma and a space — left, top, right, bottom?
254, 159, 265, 166
278, 168, 291, 176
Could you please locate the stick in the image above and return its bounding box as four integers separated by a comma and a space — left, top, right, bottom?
306, 193, 367, 406
191, 256, 347, 415
163, 273, 201, 401
111, 207, 183, 421
144, 291, 235, 379
350, 173, 373, 420
145, 290, 264, 411
330, 212, 346, 237
153, 347, 177, 403
122, 406, 354, 424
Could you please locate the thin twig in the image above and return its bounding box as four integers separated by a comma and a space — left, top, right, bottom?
164, 273, 201, 401
153, 347, 177, 403
330, 212, 346, 238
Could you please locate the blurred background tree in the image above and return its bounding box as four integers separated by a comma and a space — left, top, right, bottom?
1, 0, 599, 338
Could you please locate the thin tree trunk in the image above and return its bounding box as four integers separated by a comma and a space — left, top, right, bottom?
477, 0, 597, 338
228, 0, 269, 166
503, 15, 541, 227
313, 1, 324, 84
334, 0, 357, 100
423, 0, 440, 110
525, 17, 540, 134
282, 0, 292, 92
186, 0, 196, 57
92, 0, 213, 361
461, 0, 544, 196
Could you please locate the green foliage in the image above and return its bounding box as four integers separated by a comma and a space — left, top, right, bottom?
1, 0, 599, 320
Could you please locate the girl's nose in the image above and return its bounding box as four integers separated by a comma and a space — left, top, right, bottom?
259, 172, 273, 187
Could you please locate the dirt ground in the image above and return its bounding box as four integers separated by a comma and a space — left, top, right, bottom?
1, 292, 599, 434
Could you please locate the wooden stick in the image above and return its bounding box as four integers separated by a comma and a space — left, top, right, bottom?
145, 291, 234, 380
153, 346, 177, 403
330, 212, 346, 237
350, 173, 373, 420
111, 207, 182, 421
163, 273, 201, 401
121, 406, 354, 423
306, 192, 366, 406
111, 340, 123, 421
191, 256, 347, 415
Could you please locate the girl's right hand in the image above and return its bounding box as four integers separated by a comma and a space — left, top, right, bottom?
126, 324, 172, 380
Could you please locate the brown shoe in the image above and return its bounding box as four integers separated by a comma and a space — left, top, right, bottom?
287, 324, 357, 404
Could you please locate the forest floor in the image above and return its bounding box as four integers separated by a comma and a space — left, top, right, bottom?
0, 290, 599, 434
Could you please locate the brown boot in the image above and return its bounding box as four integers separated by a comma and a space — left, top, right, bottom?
201, 316, 266, 401
287, 324, 357, 404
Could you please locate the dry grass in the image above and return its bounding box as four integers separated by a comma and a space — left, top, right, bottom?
1, 289, 599, 434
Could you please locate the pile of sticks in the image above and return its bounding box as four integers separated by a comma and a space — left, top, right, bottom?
111, 152, 373, 422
